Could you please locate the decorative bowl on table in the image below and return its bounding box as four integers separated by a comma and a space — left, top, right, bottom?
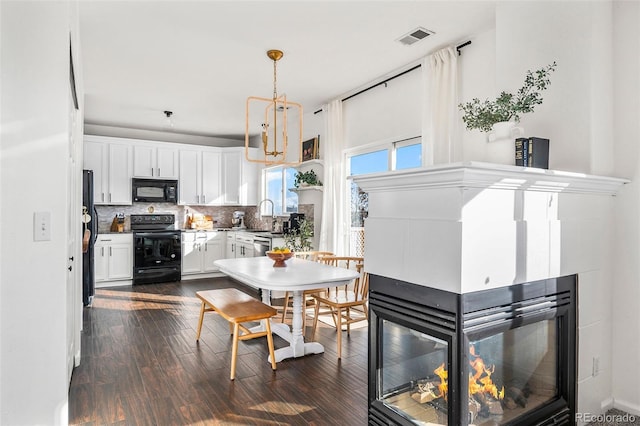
266, 250, 294, 267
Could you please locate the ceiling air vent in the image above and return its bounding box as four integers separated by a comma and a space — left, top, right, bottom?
397, 27, 434, 46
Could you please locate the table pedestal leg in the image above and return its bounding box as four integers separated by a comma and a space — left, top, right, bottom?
249, 289, 291, 338
268, 290, 324, 363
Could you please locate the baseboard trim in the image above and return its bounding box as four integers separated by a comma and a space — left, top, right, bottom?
613, 399, 640, 416
601, 397, 614, 411
181, 272, 225, 280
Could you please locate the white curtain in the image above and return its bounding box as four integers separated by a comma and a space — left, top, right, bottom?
421, 46, 459, 165
319, 99, 346, 254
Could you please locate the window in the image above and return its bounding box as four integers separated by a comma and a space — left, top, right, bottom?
394, 140, 422, 170
349, 149, 389, 175
345, 137, 421, 256
347, 136, 421, 176
264, 166, 298, 216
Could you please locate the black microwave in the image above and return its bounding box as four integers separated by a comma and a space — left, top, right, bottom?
132, 178, 178, 203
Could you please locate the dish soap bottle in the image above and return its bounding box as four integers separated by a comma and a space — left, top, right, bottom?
185, 210, 192, 229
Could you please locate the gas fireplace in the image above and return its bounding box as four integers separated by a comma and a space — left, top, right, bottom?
368, 274, 576, 425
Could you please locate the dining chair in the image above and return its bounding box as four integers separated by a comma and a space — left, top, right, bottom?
310, 256, 368, 359
279, 251, 334, 329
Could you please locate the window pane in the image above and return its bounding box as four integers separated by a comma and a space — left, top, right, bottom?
396, 143, 422, 170
265, 167, 283, 214
350, 149, 389, 176
284, 168, 298, 213
264, 166, 298, 216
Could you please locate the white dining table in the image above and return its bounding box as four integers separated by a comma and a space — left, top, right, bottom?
214, 256, 360, 363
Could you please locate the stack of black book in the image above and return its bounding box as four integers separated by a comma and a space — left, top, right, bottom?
515, 137, 549, 169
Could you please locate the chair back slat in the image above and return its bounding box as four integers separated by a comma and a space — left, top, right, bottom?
319, 256, 364, 292
294, 251, 334, 262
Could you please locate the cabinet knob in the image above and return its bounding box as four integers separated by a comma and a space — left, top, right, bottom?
68, 266, 72, 271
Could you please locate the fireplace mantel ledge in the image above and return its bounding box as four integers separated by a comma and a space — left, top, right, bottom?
352, 161, 629, 196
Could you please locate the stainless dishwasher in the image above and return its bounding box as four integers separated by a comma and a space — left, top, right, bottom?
253, 235, 271, 257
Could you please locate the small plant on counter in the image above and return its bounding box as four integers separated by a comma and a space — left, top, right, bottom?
283, 219, 314, 252
459, 61, 557, 132
294, 170, 322, 188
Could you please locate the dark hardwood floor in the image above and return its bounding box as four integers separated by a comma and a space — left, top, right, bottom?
68, 278, 368, 425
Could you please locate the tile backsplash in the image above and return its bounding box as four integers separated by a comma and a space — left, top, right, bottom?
96, 203, 314, 233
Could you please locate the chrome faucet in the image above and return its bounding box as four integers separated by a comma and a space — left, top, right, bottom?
257, 199, 276, 231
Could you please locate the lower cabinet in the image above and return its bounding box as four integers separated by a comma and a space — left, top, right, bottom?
236, 233, 255, 258
226, 232, 255, 258
182, 231, 225, 276
95, 233, 133, 286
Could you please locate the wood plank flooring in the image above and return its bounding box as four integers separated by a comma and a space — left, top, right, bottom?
68, 278, 369, 425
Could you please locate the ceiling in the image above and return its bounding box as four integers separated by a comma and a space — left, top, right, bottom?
79, 1, 496, 142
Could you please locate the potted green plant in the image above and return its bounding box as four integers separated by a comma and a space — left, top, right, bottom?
294, 169, 322, 188
459, 61, 557, 133
283, 218, 314, 252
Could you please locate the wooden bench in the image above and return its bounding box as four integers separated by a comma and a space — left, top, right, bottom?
195, 288, 277, 380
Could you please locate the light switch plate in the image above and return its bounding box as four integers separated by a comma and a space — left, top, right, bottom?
34, 211, 51, 241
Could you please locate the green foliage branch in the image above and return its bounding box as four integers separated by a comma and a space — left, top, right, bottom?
283, 218, 314, 252
294, 170, 322, 188
459, 61, 557, 132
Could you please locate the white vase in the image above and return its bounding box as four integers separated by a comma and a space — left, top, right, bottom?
486, 122, 524, 165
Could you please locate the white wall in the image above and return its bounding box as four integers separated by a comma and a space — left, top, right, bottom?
342, 66, 422, 149
1, 1, 75, 424
612, 0, 640, 414
457, 29, 497, 162
496, 1, 614, 175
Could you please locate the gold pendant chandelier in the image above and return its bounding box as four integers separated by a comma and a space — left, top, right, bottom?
245, 49, 303, 165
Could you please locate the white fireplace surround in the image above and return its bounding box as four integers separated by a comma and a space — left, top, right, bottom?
353, 161, 628, 423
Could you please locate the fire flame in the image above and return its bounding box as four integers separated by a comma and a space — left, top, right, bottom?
469, 345, 504, 400
431, 345, 505, 401
434, 363, 448, 400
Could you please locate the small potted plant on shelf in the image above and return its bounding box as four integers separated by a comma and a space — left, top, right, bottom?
294, 169, 322, 188
458, 61, 557, 136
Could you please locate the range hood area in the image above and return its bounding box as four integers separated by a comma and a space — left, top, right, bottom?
354, 162, 627, 425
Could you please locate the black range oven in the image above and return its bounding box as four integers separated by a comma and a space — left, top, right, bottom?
131, 214, 181, 285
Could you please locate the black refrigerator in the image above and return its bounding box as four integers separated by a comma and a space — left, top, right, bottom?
82, 170, 98, 306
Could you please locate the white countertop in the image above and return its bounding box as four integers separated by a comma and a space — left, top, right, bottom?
214, 257, 359, 291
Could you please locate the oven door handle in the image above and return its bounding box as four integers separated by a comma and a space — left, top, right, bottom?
134, 232, 180, 239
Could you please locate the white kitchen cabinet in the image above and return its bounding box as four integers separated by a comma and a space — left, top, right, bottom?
182, 231, 225, 276
83, 140, 107, 203
225, 232, 254, 258
94, 234, 133, 285
83, 136, 132, 205
201, 151, 222, 205
226, 232, 237, 258
235, 233, 255, 258
108, 143, 132, 204
222, 151, 241, 205
133, 144, 179, 178
178, 149, 222, 205
221, 149, 259, 206
179, 149, 200, 205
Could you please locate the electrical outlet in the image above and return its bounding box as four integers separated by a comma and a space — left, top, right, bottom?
592, 356, 600, 377
34, 211, 51, 242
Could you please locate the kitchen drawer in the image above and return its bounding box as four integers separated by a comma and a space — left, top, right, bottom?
96, 233, 132, 244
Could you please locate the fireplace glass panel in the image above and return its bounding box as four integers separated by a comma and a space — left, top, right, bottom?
379, 319, 449, 425
467, 318, 557, 425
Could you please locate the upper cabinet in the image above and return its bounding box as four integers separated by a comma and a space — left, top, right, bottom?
178, 149, 222, 205
132, 144, 179, 178
83, 136, 257, 206
83, 136, 132, 205
222, 148, 259, 206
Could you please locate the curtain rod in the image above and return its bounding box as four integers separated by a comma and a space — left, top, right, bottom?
314, 40, 471, 114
